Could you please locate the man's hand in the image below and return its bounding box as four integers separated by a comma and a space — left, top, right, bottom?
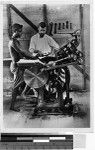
34, 50, 43, 57
34, 50, 40, 53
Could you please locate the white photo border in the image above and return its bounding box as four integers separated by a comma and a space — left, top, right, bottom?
0, 0, 93, 134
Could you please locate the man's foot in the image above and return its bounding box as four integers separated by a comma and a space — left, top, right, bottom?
10, 107, 20, 112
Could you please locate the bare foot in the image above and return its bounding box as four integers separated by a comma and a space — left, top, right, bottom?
10, 107, 20, 112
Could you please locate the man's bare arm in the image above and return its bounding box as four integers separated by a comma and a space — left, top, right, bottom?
12, 41, 35, 59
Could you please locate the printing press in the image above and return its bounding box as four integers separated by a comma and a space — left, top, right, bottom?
17, 30, 83, 116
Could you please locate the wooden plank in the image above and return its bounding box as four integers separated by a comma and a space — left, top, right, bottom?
43, 4, 48, 24
7, 5, 12, 39
3, 58, 12, 61
79, 4, 86, 89
42, 4, 48, 34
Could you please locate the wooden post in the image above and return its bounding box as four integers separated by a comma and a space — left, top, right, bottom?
49, 22, 53, 36
7, 4, 12, 39
79, 4, 86, 90
42, 4, 48, 33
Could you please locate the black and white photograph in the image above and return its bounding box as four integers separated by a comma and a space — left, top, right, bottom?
3, 2, 90, 130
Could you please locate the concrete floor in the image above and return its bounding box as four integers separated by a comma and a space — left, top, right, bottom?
3, 91, 90, 128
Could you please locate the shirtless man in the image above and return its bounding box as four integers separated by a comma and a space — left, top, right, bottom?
9, 23, 35, 111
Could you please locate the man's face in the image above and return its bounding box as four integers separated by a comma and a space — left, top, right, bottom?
17, 28, 23, 38
38, 26, 46, 37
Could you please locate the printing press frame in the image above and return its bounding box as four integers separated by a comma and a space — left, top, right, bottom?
17, 30, 83, 116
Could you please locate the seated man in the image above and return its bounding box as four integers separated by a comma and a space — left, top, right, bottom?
29, 22, 60, 107
9, 23, 35, 111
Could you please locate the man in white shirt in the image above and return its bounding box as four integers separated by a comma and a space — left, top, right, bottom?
29, 22, 60, 107
29, 22, 59, 57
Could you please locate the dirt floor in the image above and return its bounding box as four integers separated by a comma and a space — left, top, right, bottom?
3, 65, 90, 128
3, 90, 90, 128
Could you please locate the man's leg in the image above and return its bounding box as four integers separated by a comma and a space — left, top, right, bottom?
37, 86, 44, 107
10, 87, 20, 111
10, 68, 24, 111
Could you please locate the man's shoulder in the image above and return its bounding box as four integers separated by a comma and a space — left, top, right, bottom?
45, 34, 54, 40
8, 39, 19, 48
31, 33, 38, 39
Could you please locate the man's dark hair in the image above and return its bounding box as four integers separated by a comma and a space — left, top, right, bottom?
12, 23, 23, 32
38, 22, 47, 28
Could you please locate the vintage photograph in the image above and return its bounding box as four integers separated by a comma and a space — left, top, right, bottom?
3, 3, 90, 129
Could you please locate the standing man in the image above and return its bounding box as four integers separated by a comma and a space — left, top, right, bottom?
29, 22, 60, 107
9, 23, 35, 111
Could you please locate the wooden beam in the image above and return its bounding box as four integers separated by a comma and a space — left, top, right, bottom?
9, 4, 38, 32
43, 4, 48, 24
73, 64, 90, 81
7, 4, 12, 39
79, 4, 86, 89
42, 4, 48, 33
